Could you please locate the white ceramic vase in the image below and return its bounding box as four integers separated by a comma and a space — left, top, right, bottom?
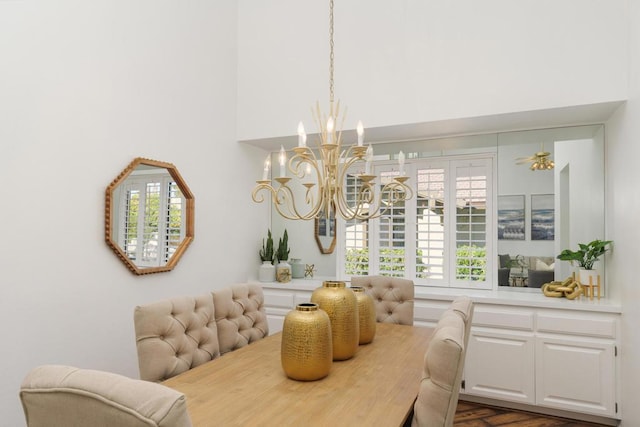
276, 260, 292, 283
259, 261, 276, 282
291, 258, 305, 279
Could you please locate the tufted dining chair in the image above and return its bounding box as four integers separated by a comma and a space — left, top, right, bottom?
351, 275, 415, 325
211, 283, 269, 355
411, 296, 474, 427
20, 365, 192, 427
134, 294, 220, 382
446, 295, 474, 348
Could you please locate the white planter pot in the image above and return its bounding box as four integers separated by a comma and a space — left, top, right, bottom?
258, 261, 276, 282
578, 269, 600, 286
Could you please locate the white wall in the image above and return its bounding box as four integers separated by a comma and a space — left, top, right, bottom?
0, 2, 269, 426
605, 0, 640, 422
238, 0, 627, 141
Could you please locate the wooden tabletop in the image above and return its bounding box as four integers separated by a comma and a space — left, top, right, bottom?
163, 323, 432, 427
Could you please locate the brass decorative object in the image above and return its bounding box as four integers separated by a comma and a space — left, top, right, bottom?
281, 303, 333, 381
251, 0, 412, 221
311, 281, 359, 360
541, 276, 583, 300
352, 286, 376, 345
305, 264, 316, 278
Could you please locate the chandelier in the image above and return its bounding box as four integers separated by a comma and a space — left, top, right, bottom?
516, 143, 555, 171
251, 0, 412, 221
529, 156, 555, 171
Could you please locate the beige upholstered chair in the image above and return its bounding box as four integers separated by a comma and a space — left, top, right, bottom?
411, 296, 474, 427
134, 294, 220, 382
20, 365, 192, 427
351, 275, 415, 325
446, 295, 474, 348
212, 283, 269, 355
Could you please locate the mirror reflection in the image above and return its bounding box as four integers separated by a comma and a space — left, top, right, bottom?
497, 125, 604, 289
105, 158, 194, 275
315, 204, 336, 254
270, 124, 605, 290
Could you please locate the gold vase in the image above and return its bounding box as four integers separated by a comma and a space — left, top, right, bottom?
310, 281, 359, 361
281, 303, 332, 381
352, 286, 376, 344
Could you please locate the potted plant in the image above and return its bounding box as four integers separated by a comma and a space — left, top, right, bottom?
557, 239, 612, 285
258, 230, 276, 282
275, 229, 292, 283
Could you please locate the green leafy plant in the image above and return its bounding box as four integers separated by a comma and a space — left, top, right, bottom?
276, 229, 290, 262
259, 229, 275, 263
344, 248, 427, 276
455, 245, 487, 281
505, 254, 527, 272
557, 239, 612, 270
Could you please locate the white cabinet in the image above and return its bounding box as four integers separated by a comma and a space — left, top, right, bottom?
466, 330, 536, 404
535, 311, 618, 417
261, 282, 314, 334
463, 305, 536, 403
461, 305, 620, 420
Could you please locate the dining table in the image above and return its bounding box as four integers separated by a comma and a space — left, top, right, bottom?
163, 322, 433, 427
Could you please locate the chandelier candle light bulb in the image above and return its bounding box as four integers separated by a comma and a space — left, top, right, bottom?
279, 145, 287, 177
298, 122, 306, 148
326, 116, 335, 144
262, 155, 271, 181
365, 145, 373, 174
357, 120, 364, 146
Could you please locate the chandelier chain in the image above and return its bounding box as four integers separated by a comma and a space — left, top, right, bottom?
329, 0, 334, 104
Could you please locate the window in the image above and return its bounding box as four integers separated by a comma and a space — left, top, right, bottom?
339, 155, 494, 289
118, 173, 185, 268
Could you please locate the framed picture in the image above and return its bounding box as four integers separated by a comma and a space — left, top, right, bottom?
531, 194, 555, 240
497, 195, 525, 240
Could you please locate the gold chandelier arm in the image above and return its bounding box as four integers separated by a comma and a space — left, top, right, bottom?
251, 181, 277, 204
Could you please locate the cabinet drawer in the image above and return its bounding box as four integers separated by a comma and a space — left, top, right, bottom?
537, 312, 616, 339
473, 306, 535, 331
263, 291, 295, 309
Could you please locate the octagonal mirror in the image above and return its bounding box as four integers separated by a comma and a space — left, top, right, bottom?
105, 157, 194, 275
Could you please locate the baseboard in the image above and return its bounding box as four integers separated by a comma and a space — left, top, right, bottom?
459, 395, 620, 426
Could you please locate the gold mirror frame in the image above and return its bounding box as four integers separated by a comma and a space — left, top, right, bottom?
314, 205, 336, 254
105, 157, 195, 275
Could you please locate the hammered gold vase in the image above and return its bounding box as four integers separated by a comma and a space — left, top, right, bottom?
310, 281, 359, 361
281, 303, 332, 381
352, 286, 376, 344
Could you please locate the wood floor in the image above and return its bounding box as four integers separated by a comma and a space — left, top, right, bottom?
454, 401, 611, 427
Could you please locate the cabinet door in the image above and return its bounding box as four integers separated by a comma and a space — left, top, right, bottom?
536, 337, 616, 417
464, 330, 535, 404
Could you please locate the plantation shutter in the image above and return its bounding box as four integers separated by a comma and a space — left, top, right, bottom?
377, 169, 406, 277
118, 174, 183, 268
415, 164, 448, 284
450, 159, 492, 289
343, 173, 369, 275
337, 155, 493, 289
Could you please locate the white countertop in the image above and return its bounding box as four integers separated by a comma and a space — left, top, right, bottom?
254, 278, 622, 314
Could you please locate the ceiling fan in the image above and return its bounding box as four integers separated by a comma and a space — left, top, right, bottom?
515, 144, 555, 171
